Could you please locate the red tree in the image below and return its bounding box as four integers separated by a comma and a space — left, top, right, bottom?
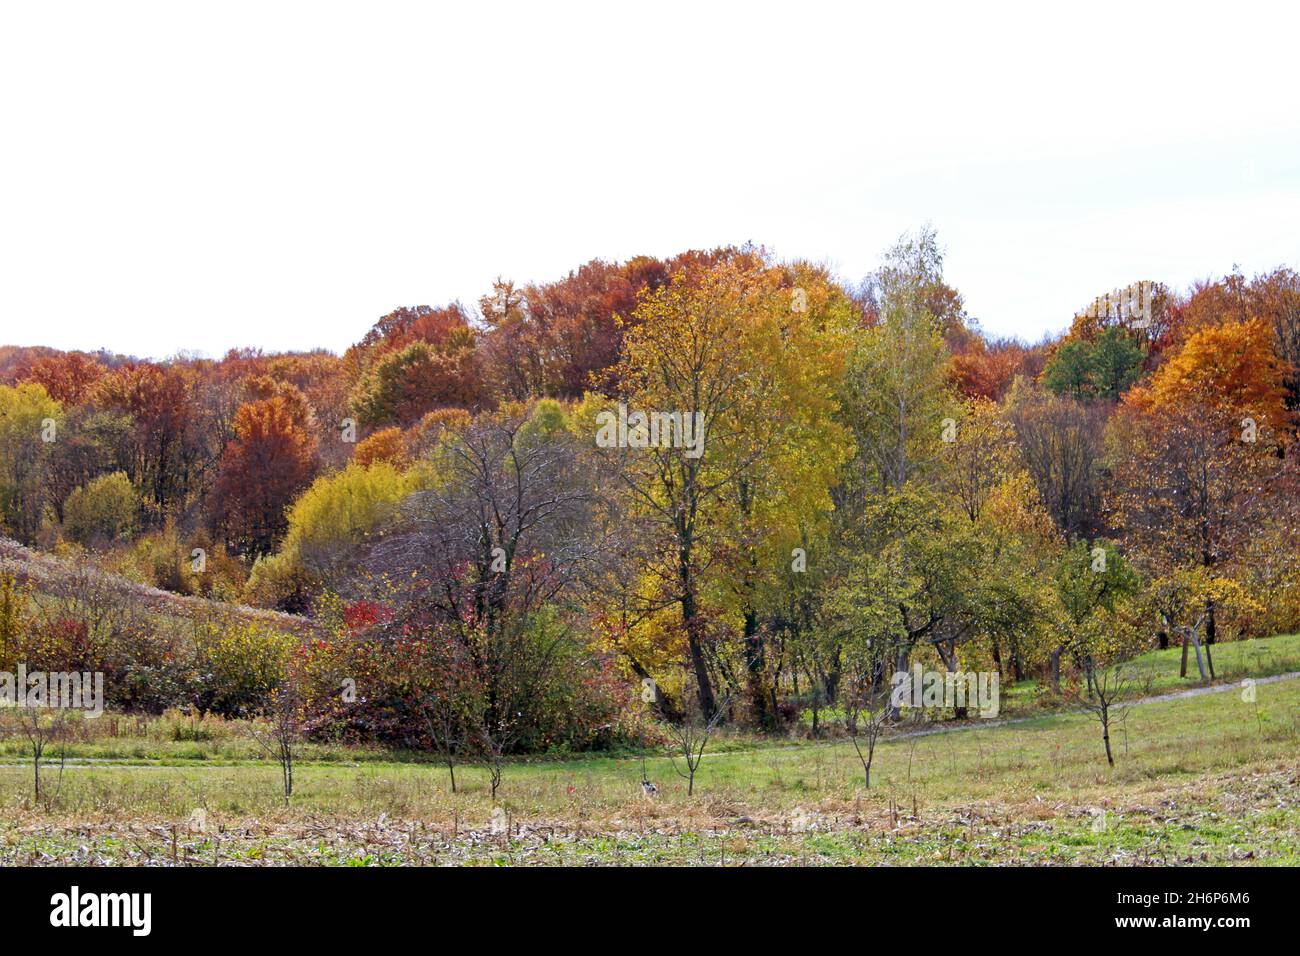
209, 396, 317, 556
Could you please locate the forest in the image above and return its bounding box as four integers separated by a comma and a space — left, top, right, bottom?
2, 227, 1299, 780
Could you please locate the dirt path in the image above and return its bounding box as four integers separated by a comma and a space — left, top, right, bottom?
879, 669, 1299, 743
698, 669, 1300, 759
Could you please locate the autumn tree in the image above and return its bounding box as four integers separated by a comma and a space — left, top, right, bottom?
63, 471, 139, 545
516, 257, 671, 397
605, 254, 848, 720
1107, 318, 1297, 649
1005, 379, 1107, 540
1247, 267, 1300, 406
366, 401, 618, 784
18, 352, 105, 406
351, 339, 483, 428
478, 252, 730, 401
209, 396, 317, 556
951, 336, 1043, 402
722, 262, 855, 727
0, 382, 62, 543
43, 408, 134, 524
92, 363, 209, 522
1143, 567, 1262, 680
353, 426, 408, 468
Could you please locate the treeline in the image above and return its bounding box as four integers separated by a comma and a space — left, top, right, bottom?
2, 230, 1300, 749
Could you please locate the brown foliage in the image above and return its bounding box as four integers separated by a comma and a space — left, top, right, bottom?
209, 397, 317, 556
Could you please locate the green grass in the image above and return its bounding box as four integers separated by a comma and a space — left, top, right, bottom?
998, 631, 1300, 715
2, 660, 1298, 865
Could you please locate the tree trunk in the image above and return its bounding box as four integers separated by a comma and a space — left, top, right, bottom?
937, 645, 967, 720
1205, 599, 1217, 679
1188, 629, 1208, 681
742, 608, 771, 729
680, 571, 716, 719
890, 648, 909, 718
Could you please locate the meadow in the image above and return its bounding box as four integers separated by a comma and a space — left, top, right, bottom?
3, 636, 1296, 866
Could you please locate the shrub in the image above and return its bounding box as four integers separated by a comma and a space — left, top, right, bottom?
244, 544, 320, 613
189, 618, 296, 717
353, 427, 408, 467
63, 472, 139, 545
0, 571, 30, 671
245, 461, 427, 609
294, 608, 648, 754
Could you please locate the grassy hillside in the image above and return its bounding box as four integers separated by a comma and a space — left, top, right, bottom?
0, 536, 312, 635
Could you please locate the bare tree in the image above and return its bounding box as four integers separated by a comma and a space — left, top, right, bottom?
668, 696, 729, 796
1005, 383, 1106, 541
366, 405, 620, 798
14, 708, 70, 808
1079, 661, 1133, 767
247, 685, 303, 807
842, 666, 890, 788
423, 692, 471, 794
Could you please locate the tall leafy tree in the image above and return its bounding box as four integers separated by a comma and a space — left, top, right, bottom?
210, 396, 318, 556
0, 382, 62, 543
1108, 318, 1297, 647
607, 254, 848, 718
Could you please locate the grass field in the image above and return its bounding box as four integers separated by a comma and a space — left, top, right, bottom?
997, 631, 1300, 715
2, 636, 1297, 866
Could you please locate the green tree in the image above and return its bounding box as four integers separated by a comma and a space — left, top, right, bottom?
1042, 327, 1145, 401
1051, 539, 1141, 690
63, 471, 139, 545
1090, 327, 1146, 400
1041, 339, 1095, 400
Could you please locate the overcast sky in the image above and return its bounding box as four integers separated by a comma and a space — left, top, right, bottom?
2, 1, 1298, 359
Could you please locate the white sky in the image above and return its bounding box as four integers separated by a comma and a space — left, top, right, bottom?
2, 0, 1298, 358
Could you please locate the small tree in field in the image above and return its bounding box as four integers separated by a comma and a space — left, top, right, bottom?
423, 692, 472, 795
842, 663, 890, 789
415, 627, 478, 794
13, 707, 70, 808
1070, 596, 1148, 767
668, 695, 729, 796
1079, 662, 1132, 767
248, 684, 304, 807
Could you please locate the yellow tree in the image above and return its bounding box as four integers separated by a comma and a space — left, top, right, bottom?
604, 255, 852, 719
0, 382, 62, 543
939, 399, 1062, 682
720, 263, 855, 726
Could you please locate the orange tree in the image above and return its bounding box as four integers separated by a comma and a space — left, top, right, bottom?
209, 395, 317, 556
1107, 318, 1298, 648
